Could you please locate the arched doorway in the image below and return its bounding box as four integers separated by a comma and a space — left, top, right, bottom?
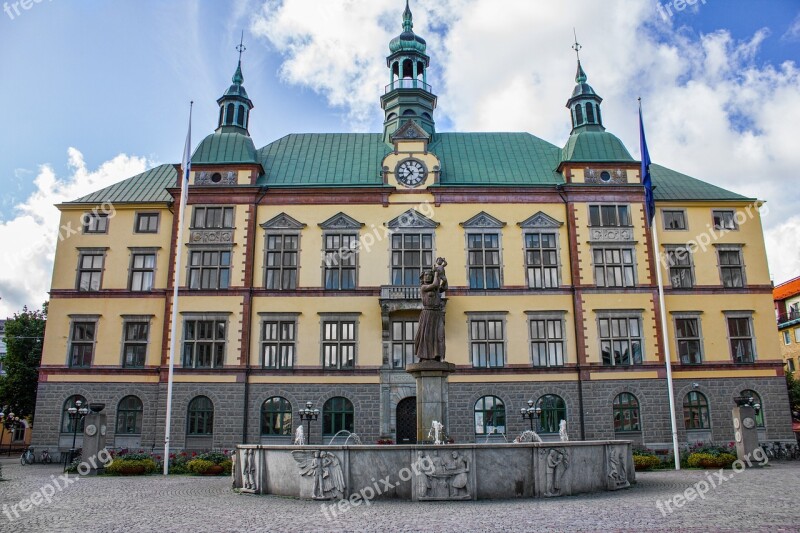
396, 397, 417, 444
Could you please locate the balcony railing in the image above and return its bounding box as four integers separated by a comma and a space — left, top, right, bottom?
778, 310, 800, 325
385, 78, 432, 94
380, 285, 421, 300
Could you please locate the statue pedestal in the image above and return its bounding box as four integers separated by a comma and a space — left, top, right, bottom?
81, 412, 109, 475
406, 360, 456, 443
732, 405, 760, 466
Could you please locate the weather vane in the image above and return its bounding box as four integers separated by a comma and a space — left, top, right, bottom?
572, 28, 582, 61
236, 30, 246, 61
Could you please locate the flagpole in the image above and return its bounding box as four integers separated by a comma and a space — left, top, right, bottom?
164, 101, 193, 476
640, 99, 680, 470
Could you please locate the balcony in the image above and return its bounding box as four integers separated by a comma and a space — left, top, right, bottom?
380, 285, 420, 300
385, 78, 432, 94
778, 310, 800, 326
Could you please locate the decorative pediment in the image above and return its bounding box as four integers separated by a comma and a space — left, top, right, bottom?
460, 211, 506, 229
517, 212, 563, 229
260, 213, 307, 230
195, 171, 238, 186
318, 212, 365, 230
391, 120, 430, 142
386, 209, 440, 229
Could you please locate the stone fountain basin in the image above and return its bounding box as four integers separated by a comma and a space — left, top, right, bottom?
233, 440, 633, 501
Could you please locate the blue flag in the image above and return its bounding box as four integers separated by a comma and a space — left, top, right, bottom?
639, 106, 655, 227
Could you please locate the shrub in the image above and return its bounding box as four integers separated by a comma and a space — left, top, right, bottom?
633, 454, 661, 471
186, 458, 216, 475
220, 459, 233, 475
687, 452, 737, 469
105, 458, 157, 476
196, 451, 228, 464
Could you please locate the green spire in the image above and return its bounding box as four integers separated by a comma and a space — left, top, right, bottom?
575, 60, 587, 84
232, 60, 244, 85
403, 0, 413, 32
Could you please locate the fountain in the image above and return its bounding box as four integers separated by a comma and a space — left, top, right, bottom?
233, 259, 633, 500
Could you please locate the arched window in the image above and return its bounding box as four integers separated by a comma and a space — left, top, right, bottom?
323, 397, 353, 436
187, 396, 214, 436
683, 391, 710, 429
116, 396, 143, 435
236, 105, 245, 127
613, 393, 640, 432
536, 394, 566, 433
225, 103, 235, 125
740, 389, 764, 427
422, 112, 432, 120
417, 61, 425, 79
474, 396, 506, 435
596, 106, 602, 126
218, 106, 224, 127
586, 103, 596, 123
402, 109, 417, 116
261, 396, 292, 436
574, 105, 584, 126
61, 395, 87, 433
386, 113, 397, 121
402, 59, 413, 78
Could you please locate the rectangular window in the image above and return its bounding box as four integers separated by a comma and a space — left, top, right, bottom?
727, 316, 755, 363
192, 206, 234, 229
134, 213, 159, 233
122, 322, 148, 368
524, 232, 559, 288
470, 318, 505, 368
182, 319, 226, 368
589, 205, 631, 227
718, 248, 745, 288
264, 234, 298, 290
599, 316, 643, 366
261, 320, 296, 369
713, 210, 737, 230
795, 328, 800, 343
323, 233, 357, 290
188, 250, 231, 289
391, 320, 418, 369
322, 319, 356, 369
77, 253, 104, 291
529, 317, 564, 367
788, 358, 796, 372
467, 233, 501, 289
663, 210, 687, 230
675, 317, 703, 364
666, 247, 693, 289
69, 321, 96, 367
391, 233, 433, 286
784, 331, 792, 345
129, 253, 156, 291
83, 213, 108, 233
593, 248, 636, 288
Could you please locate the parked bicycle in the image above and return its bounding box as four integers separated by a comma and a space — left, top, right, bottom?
39, 449, 52, 464
20, 447, 34, 465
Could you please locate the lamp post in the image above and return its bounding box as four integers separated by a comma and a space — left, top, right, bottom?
520, 399, 542, 432
65, 400, 89, 470
0, 410, 20, 457
298, 401, 319, 445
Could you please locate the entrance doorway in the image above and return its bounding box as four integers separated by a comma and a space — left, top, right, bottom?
396, 396, 417, 444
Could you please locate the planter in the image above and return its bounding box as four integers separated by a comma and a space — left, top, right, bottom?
119, 465, 146, 475
205, 465, 224, 475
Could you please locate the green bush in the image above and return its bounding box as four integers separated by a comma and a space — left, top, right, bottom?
633, 454, 661, 471
186, 458, 216, 475
220, 459, 233, 475
196, 451, 228, 464
105, 458, 157, 476
687, 452, 737, 469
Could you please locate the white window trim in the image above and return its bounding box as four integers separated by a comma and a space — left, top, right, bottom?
466, 311, 508, 369
723, 311, 757, 363
670, 311, 705, 364
525, 311, 567, 367
258, 312, 301, 369
319, 312, 361, 369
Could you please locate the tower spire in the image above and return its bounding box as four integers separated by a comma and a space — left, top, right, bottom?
233, 31, 246, 85
565, 32, 603, 133
403, 0, 413, 32
216, 32, 254, 134
572, 29, 587, 84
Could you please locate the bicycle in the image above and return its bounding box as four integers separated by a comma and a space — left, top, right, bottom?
39, 449, 52, 464
20, 447, 34, 465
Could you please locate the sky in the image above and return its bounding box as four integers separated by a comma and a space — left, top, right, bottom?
0, 0, 798, 316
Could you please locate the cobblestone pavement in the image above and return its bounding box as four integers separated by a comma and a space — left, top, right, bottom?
1, 458, 799, 533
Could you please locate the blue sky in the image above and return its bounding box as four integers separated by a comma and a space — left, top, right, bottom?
0, 0, 798, 314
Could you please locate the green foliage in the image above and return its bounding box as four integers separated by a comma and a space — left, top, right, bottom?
687, 452, 736, 469
786, 371, 800, 413
0, 305, 46, 422
105, 458, 157, 476
632, 446, 658, 457
196, 451, 228, 464
186, 458, 216, 475
220, 459, 233, 475
633, 454, 661, 470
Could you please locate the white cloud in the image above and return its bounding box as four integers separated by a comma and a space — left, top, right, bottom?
0, 149, 149, 317
250, 0, 800, 283
782, 12, 800, 42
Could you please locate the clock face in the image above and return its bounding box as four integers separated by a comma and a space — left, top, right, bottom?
742, 417, 756, 429
396, 159, 427, 187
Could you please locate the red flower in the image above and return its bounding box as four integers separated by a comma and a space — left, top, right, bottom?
191, 451, 197, 457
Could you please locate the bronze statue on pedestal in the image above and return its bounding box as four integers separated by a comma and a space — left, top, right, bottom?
414, 257, 448, 361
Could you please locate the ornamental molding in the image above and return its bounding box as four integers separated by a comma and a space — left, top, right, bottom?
460, 211, 506, 229
518, 211, 563, 229
318, 212, 365, 230
588, 227, 634, 242
584, 168, 628, 184
260, 212, 307, 230
195, 171, 238, 185
391, 120, 430, 142
189, 229, 234, 244
386, 209, 439, 229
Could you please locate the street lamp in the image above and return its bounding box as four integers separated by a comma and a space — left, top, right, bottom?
65, 400, 89, 470
520, 399, 542, 432
298, 401, 319, 445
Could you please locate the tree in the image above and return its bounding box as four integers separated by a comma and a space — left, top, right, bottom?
787, 370, 800, 417
0, 304, 46, 422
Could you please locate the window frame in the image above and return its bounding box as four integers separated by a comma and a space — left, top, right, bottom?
536, 394, 566, 434
322, 232, 359, 290
322, 396, 354, 436
613, 392, 641, 433
320, 313, 359, 370
597, 311, 644, 366
466, 230, 503, 289
712, 209, 738, 231
82, 213, 109, 234
467, 313, 507, 369
67, 315, 99, 368
116, 395, 144, 435
76, 249, 107, 291
390, 318, 419, 369
523, 230, 561, 288
128, 248, 158, 291
187, 248, 232, 290
134, 212, 160, 234
725, 311, 756, 364
390, 231, 435, 287
264, 232, 300, 290
259, 313, 299, 370
61, 395, 88, 433
526, 311, 566, 367
181, 314, 229, 369
784, 331, 792, 345
662, 209, 687, 231
715, 244, 746, 288
260, 396, 293, 436
186, 396, 214, 436
190, 206, 235, 230
683, 391, 710, 430
588, 204, 632, 228
120, 315, 152, 368
592, 247, 637, 288
474, 395, 506, 436
664, 245, 695, 289
672, 312, 704, 365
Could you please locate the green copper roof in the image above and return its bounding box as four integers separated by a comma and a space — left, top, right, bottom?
192, 132, 257, 165
389, 0, 427, 54
561, 131, 634, 163
69, 164, 176, 204
650, 164, 750, 201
